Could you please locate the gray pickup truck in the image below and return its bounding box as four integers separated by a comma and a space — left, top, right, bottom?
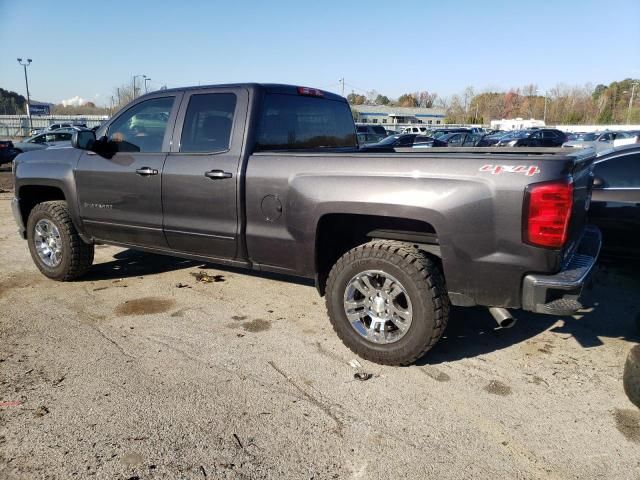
11, 83, 601, 365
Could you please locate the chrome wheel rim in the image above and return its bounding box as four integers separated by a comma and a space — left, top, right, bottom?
34, 219, 63, 267
343, 270, 413, 344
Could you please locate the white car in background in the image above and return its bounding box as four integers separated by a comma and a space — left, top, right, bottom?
562, 131, 633, 151
613, 131, 640, 148
401, 125, 429, 134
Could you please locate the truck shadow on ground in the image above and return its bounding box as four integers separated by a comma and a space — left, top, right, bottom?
422, 256, 640, 365
84, 249, 638, 363
81, 249, 199, 281
82, 248, 315, 287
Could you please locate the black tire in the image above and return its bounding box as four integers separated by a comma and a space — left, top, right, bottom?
624, 345, 640, 409
26, 201, 94, 281
325, 240, 449, 366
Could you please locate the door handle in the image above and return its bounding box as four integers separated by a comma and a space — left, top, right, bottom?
136, 167, 159, 176
205, 170, 233, 180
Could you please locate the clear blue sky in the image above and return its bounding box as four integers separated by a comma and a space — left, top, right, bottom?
1, 0, 638, 106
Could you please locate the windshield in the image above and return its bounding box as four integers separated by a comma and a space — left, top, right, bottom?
376, 135, 402, 145
504, 130, 529, 139
575, 133, 597, 141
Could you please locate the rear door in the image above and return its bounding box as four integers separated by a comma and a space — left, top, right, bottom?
75, 94, 181, 247
590, 150, 640, 254
162, 88, 248, 258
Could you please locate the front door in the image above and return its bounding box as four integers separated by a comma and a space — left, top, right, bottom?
162, 88, 248, 259
75, 94, 181, 247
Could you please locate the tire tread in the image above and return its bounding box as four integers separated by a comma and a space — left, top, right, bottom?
325, 239, 449, 366
28, 201, 93, 281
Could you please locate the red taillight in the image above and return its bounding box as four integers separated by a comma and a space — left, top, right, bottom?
297, 86, 324, 97
523, 180, 573, 248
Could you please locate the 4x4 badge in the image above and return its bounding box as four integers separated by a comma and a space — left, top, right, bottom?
480, 165, 540, 176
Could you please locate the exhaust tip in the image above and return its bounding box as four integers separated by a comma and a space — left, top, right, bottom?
489, 307, 517, 329
498, 317, 516, 329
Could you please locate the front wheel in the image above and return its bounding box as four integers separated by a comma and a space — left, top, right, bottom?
26, 201, 94, 281
325, 240, 449, 366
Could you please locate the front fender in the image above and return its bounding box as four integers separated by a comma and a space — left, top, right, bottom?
13, 149, 90, 242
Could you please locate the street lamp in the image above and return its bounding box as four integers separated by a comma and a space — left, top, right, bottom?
132, 74, 146, 99
143, 75, 151, 94
627, 83, 639, 125
17, 58, 33, 130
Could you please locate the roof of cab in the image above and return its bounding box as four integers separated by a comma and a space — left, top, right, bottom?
138, 83, 347, 102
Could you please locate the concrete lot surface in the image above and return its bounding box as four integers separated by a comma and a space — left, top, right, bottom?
1, 167, 639, 479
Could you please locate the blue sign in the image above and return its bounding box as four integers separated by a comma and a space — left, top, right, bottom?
29, 104, 51, 116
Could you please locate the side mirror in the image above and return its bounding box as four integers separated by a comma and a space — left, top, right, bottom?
71, 130, 96, 150
592, 176, 605, 188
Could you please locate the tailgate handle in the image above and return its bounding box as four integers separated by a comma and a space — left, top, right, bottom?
205, 170, 233, 180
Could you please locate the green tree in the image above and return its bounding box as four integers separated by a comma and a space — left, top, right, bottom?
0, 88, 26, 115
375, 94, 390, 105
347, 93, 366, 105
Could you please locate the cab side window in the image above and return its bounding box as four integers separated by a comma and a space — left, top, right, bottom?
107, 97, 175, 153
180, 93, 237, 153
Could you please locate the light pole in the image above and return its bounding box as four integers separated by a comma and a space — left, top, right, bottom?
143, 75, 151, 94
132, 74, 145, 99
627, 83, 639, 124
17, 58, 33, 131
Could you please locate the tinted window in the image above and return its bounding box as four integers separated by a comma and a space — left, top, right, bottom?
463, 134, 479, 146
543, 130, 558, 139
371, 126, 387, 135
108, 97, 174, 153
55, 133, 72, 141
180, 93, 236, 153
448, 134, 462, 145
594, 153, 640, 188
396, 135, 415, 146
256, 94, 357, 150
31, 135, 46, 144
356, 126, 367, 133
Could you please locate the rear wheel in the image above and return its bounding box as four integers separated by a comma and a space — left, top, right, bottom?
26, 201, 94, 281
325, 240, 449, 366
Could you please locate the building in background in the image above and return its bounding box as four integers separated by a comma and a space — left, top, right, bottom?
490, 118, 545, 130
352, 105, 446, 126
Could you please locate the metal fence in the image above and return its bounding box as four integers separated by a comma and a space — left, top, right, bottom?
0, 115, 108, 139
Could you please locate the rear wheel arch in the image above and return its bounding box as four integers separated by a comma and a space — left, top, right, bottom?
314, 213, 441, 295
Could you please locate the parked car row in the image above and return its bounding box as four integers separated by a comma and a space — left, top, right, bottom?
361, 128, 569, 149
563, 130, 640, 151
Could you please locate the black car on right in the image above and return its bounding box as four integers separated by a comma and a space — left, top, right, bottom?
588, 145, 640, 257
496, 128, 568, 147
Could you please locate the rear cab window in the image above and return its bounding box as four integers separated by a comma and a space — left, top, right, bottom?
255, 93, 357, 150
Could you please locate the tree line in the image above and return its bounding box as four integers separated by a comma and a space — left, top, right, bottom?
3, 77, 638, 124
348, 78, 640, 125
